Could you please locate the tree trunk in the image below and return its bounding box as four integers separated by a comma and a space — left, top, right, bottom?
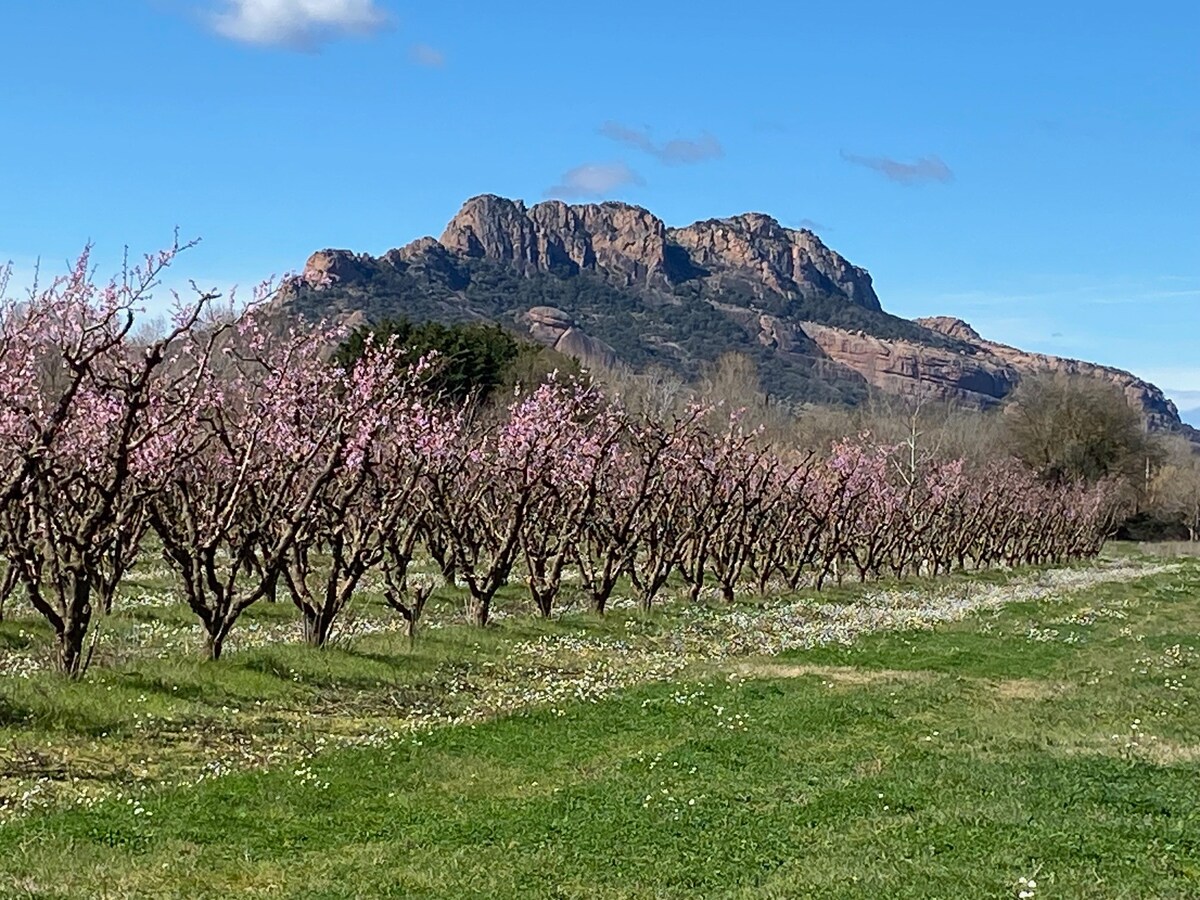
0, 567, 13, 623
54, 575, 94, 677
302, 609, 334, 648
0, 563, 16, 622
588, 557, 620, 615
205, 629, 226, 661
756, 567, 773, 596
469, 596, 490, 627
638, 587, 654, 613
55, 615, 90, 678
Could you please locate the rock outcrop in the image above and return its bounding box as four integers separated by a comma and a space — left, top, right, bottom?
798, 322, 1019, 409
296, 196, 882, 314
282, 194, 1186, 434
912, 316, 983, 343
669, 214, 881, 309
797, 315, 1180, 429
916, 317, 1181, 429
440, 195, 672, 287
520, 306, 618, 371
434, 194, 878, 307
300, 249, 376, 288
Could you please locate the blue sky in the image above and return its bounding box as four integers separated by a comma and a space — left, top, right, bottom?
3, 1, 1197, 419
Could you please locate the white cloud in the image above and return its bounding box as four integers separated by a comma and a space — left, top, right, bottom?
544, 162, 643, 199
209, 0, 392, 50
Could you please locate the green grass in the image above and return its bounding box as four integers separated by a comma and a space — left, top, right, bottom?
0, 554, 1198, 896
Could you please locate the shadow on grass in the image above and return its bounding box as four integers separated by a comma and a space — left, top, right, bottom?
0, 692, 35, 727
0, 618, 51, 648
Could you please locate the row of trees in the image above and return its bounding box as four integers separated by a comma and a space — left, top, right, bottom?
660, 351, 1200, 540
0, 248, 1119, 676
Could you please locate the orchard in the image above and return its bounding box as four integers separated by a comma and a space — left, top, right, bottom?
0, 247, 1119, 676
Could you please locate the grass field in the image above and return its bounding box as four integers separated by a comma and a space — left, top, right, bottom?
0, 551, 1198, 897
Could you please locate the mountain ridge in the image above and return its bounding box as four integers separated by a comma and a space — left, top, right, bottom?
279, 194, 1187, 435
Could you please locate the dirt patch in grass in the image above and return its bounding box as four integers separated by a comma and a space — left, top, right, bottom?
1050, 737, 1200, 767
990, 677, 1066, 702
737, 666, 1069, 703
732, 661, 931, 687
1141, 741, 1200, 766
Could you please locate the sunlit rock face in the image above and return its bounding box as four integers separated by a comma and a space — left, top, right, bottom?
281, 195, 1188, 435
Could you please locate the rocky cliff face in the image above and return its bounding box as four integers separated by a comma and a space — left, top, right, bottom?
433, 194, 879, 307
296, 195, 881, 313
794, 314, 1181, 429
440, 195, 672, 287
669, 214, 881, 310
301, 249, 377, 288
796, 321, 1020, 409
915, 317, 1182, 429
282, 194, 1186, 434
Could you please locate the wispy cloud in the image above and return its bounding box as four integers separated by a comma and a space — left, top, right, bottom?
208, 0, 392, 50
905, 280, 1200, 310
544, 162, 643, 199
1139, 368, 1200, 394
840, 150, 953, 185
408, 42, 444, 67
1139, 380, 1200, 424
599, 122, 723, 165
1082, 288, 1200, 305
1168, 389, 1200, 410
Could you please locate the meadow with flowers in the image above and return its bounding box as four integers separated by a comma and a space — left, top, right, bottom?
1, 550, 1197, 897
0, 249, 1197, 896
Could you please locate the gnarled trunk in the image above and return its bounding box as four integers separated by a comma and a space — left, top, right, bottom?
469, 596, 491, 627
49, 573, 94, 678
55, 613, 91, 678
301, 607, 337, 648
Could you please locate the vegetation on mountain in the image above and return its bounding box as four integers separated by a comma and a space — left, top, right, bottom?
286, 257, 949, 408
334, 316, 576, 405
281, 196, 1188, 439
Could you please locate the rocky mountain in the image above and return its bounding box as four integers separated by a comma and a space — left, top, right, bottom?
433, 195, 881, 310
801, 316, 1181, 432
280, 194, 1186, 432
